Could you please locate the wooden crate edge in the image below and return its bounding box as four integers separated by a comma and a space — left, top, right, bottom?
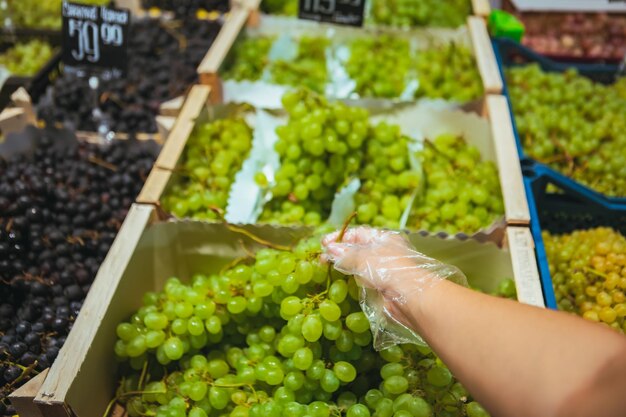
34, 204, 155, 411
486, 94, 531, 226
471, 0, 491, 18
468, 16, 503, 95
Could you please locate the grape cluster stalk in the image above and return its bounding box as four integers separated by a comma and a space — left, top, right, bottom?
0, 130, 156, 416
113, 232, 515, 417
544, 227, 626, 334
507, 65, 626, 197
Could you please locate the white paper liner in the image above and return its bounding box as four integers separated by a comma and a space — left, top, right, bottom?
328, 178, 361, 227
225, 109, 284, 223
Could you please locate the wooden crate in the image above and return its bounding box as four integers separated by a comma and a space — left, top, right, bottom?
471, 0, 492, 17
137, 91, 530, 229
197, 12, 503, 101
10, 202, 542, 416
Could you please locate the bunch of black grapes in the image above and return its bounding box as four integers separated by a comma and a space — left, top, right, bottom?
141, 0, 230, 16
0, 128, 157, 415
37, 18, 221, 134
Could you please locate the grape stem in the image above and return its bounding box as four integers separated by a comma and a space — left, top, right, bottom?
583, 266, 609, 280
226, 224, 292, 251
337, 211, 357, 243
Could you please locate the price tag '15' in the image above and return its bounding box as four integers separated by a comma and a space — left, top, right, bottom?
62, 1, 130, 76
298, 0, 365, 27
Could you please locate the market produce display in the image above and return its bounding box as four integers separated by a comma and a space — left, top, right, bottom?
162, 117, 253, 220
0, 39, 55, 77
224, 35, 483, 101
518, 13, 626, 61
0, 129, 156, 416
36, 18, 221, 134
354, 123, 419, 229
370, 0, 471, 28
3, 0, 108, 29
409, 134, 504, 235
544, 227, 626, 334
112, 232, 516, 417
507, 65, 626, 197
260, 90, 367, 226
141, 0, 230, 15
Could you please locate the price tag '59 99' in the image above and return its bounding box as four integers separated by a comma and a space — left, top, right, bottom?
62, 2, 130, 76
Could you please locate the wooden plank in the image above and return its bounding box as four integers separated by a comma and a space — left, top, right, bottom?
136, 167, 173, 204
159, 95, 185, 117
197, 6, 249, 76
35, 205, 155, 416
152, 84, 211, 170
471, 0, 491, 17
8, 369, 49, 417
114, 0, 143, 16
468, 16, 503, 95
156, 115, 176, 140
506, 227, 545, 308
486, 94, 531, 225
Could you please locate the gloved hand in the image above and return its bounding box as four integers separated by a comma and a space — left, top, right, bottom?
322, 226, 467, 349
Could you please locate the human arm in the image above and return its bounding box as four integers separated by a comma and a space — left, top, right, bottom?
323, 227, 626, 417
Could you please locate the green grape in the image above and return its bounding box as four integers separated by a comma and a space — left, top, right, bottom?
260, 0, 297, 15
414, 44, 483, 102
346, 35, 412, 98
409, 134, 504, 235
508, 65, 626, 197
270, 37, 329, 94
0, 39, 55, 76
7, 0, 108, 29
161, 117, 253, 219
224, 36, 274, 81
113, 234, 500, 416
544, 227, 626, 334
260, 89, 367, 225
370, 0, 470, 28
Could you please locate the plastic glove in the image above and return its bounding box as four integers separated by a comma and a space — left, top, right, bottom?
323, 226, 467, 349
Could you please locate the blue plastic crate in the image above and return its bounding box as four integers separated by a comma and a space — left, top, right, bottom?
492, 37, 626, 204
523, 161, 626, 309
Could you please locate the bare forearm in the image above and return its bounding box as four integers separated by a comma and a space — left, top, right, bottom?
401, 280, 626, 417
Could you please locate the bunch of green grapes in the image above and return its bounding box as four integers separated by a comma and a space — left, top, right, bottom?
345, 35, 412, 98
260, 0, 297, 15
113, 233, 502, 417
259, 89, 367, 226
354, 122, 420, 228
507, 65, 626, 197
223, 36, 274, 82
414, 44, 483, 102
8, 0, 109, 29
410, 134, 504, 235
370, 0, 471, 28
0, 39, 55, 76
270, 37, 329, 94
544, 227, 626, 334
161, 117, 253, 220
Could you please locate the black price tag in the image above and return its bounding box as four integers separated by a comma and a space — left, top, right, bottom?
298, 0, 365, 27
62, 1, 130, 76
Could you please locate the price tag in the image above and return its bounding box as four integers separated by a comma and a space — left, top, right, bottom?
62, 1, 130, 77
298, 0, 365, 27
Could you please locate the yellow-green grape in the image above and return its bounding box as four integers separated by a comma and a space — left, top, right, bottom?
260, 89, 367, 226
414, 43, 483, 102
261, 0, 297, 15
224, 36, 274, 82
270, 36, 329, 94
113, 232, 495, 417
8, 0, 109, 29
507, 65, 626, 197
544, 227, 626, 334
0, 39, 55, 76
370, 0, 470, 28
354, 122, 420, 228
161, 117, 253, 220
410, 133, 504, 235
346, 35, 412, 98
